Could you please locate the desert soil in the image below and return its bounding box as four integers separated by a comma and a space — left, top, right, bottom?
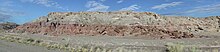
0, 39, 64, 52
1, 32, 220, 52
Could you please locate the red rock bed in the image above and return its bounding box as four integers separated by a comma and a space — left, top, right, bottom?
13, 22, 194, 39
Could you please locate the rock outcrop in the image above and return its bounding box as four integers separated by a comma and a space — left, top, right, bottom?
13, 11, 220, 39
15, 22, 194, 39
0, 22, 19, 30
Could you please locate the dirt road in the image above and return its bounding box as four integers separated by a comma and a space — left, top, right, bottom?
0, 40, 63, 52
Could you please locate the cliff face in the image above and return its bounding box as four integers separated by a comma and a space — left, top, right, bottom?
13, 11, 220, 39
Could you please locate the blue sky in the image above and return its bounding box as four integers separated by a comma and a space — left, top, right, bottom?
0, 0, 220, 24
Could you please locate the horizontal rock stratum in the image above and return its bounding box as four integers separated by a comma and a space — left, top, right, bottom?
13, 11, 220, 39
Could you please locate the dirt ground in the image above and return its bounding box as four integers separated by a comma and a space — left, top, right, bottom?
0, 32, 220, 52
0, 40, 64, 52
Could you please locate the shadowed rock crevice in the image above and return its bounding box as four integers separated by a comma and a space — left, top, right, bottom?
216, 16, 220, 28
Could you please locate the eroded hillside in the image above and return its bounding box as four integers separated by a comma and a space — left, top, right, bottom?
13, 11, 220, 39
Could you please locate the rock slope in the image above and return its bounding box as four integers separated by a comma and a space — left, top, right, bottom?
13, 11, 220, 39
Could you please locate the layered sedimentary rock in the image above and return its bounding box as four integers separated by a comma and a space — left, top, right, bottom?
13, 11, 220, 39
15, 22, 194, 39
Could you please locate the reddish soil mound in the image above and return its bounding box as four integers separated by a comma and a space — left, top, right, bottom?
14, 22, 194, 39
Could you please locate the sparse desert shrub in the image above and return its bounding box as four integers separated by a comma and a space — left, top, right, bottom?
27, 38, 35, 42
0, 29, 3, 33
35, 39, 43, 44
17, 30, 25, 33
166, 43, 201, 52
70, 48, 75, 52
0, 36, 3, 40
107, 49, 112, 52
81, 47, 89, 52
89, 46, 95, 52
39, 42, 50, 47
95, 47, 102, 52
0, 34, 154, 52
166, 43, 184, 52
213, 48, 219, 52
189, 46, 198, 52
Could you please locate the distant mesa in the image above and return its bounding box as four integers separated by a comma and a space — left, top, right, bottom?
0, 22, 19, 32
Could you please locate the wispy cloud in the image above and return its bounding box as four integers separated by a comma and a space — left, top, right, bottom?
117, 0, 124, 3
120, 5, 141, 11
100, 0, 106, 2
163, 4, 220, 15
194, 0, 206, 3
0, 8, 24, 16
185, 4, 220, 13
0, 0, 24, 22
0, 13, 11, 22
20, 0, 68, 10
0, 0, 14, 7
0, 8, 25, 22
86, 1, 110, 11
152, 2, 183, 10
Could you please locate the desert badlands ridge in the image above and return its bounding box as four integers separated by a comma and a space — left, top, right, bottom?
1, 11, 220, 52
13, 11, 220, 39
